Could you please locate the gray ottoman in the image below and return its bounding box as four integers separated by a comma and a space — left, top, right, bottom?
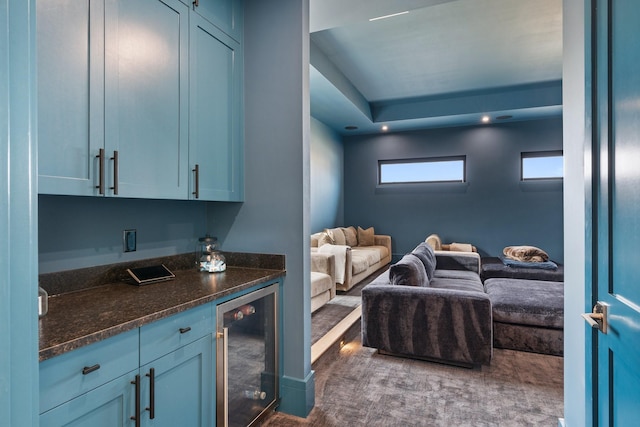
484, 278, 564, 356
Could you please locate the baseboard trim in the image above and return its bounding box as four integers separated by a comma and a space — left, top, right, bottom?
277, 370, 316, 418
311, 305, 361, 364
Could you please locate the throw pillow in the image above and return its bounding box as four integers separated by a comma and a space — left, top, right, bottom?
318, 231, 334, 247
503, 245, 549, 262
425, 234, 442, 250
357, 226, 375, 246
341, 226, 358, 247
411, 242, 437, 280
328, 227, 346, 246
389, 254, 429, 287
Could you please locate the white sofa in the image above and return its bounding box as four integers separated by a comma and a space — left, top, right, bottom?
310, 252, 336, 313
311, 226, 392, 292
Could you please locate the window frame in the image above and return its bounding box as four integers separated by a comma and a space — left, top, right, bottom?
520, 150, 564, 181
378, 155, 467, 185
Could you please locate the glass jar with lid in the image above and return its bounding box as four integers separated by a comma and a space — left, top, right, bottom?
196, 235, 226, 272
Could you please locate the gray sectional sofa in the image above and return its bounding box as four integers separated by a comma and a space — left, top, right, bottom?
361, 240, 565, 367
481, 257, 564, 356
361, 243, 493, 367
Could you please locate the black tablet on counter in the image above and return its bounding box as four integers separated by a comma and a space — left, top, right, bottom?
127, 264, 175, 285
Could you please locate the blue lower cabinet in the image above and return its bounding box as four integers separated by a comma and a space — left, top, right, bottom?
40, 336, 214, 426
40, 373, 136, 426
40, 329, 140, 415
138, 335, 214, 426
40, 307, 216, 426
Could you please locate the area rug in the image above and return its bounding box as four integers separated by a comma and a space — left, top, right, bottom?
264, 340, 564, 426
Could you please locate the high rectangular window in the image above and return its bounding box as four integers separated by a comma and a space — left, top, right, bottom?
521, 151, 563, 180
379, 156, 466, 184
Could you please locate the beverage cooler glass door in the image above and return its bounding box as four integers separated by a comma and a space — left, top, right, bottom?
216, 284, 279, 427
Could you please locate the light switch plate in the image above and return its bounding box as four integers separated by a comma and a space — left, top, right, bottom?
124, 229, 137, 252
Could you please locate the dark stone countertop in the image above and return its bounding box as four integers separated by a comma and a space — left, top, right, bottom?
38, 257, 285, 361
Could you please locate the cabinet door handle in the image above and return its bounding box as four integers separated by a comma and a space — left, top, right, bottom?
192, 164, 200, 199
193, 0, 199, 7
81, 364, 101, 375
95, 148, 105, 195
130, 374, 141, 427
179, 326, 191, 334
110, 150, 119, 195
146, 368, 155, 419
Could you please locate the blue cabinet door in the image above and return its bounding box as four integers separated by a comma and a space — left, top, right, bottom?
104, 0, 189, 199
139, 335, 214, 426
590, 0, 640, 425
39, 373, 136, 427
37, 0, 105, 196
190, 0, 243, 42
189, 12, 244, 201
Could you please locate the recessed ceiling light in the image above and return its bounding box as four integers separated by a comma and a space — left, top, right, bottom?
481, 116, 490, 123
369, 11, 409, 22
344, 125, 358, 130
496, 115, 513, 120
381, 125, 389, 132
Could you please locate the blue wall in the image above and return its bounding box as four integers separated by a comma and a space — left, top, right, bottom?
310, 117, 344, 232
38, 195, 208, 274
343, 117, 564, 262
208, 0, 314, 417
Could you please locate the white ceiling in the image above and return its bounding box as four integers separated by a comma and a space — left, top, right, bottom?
309, 0, 563, 135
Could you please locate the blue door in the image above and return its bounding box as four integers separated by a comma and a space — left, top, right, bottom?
589, 0, 640, 425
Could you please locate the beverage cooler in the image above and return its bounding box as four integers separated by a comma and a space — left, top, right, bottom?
216, 284, 279, 426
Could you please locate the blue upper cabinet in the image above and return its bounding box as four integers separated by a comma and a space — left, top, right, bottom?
187, 0, 243, 43
37, 0, 105, 196
189, 12, 244, 201
104, 0, 189, 199
37, 0, 243, 201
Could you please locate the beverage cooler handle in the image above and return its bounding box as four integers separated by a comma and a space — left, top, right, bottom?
223, 326, 229, 427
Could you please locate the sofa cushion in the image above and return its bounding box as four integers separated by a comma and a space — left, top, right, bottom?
429, 277, 484, 293
425, 233, 442, 250
389, 254, 429, 287
352, 247, 381, 266
310, 271, 334, 298
357, 226, 375, 246
411, 242, 437, 280
484, 278, 564, 328
311, 232, 322, 248
341, 226, 358, 247
326, 228, 346, 246
350, 253, 370, 275
318, 231, 334, 246
433, 269, 480, 282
